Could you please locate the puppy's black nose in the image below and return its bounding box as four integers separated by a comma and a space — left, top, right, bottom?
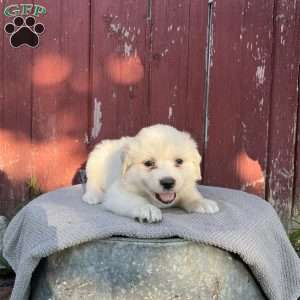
160, 177, 176, 190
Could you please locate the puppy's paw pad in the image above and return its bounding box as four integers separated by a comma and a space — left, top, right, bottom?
82, 193, 102, 205
195, 199, 219, 214
133, 205, 162, 223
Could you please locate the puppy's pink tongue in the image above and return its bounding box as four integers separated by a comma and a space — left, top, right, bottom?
158, 192, 176, 202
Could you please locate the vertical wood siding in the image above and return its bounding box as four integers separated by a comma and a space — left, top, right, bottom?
149, 0, 207, 153
267, 0, 300, 226
0, 0, 33, 214
203, 0, 274, 200
292, 0, 300, 221
0, 0, 299, 226
31, 0, 89, 192
90, 0, 149, 142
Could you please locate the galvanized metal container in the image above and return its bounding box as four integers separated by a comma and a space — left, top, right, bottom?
31, 238, 266, 300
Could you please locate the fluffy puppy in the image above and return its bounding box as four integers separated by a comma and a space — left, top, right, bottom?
83, 124, 219, 222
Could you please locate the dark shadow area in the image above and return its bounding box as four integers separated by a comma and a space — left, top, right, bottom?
72, 161, 87, 185
0, 170, 45, 218
0, 170, 25, 218
0, 273, 15, 300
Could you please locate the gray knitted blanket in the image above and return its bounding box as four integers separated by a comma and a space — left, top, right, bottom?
3, 184, 300, 300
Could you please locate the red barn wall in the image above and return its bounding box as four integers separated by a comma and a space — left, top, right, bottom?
0, 0, 299, 227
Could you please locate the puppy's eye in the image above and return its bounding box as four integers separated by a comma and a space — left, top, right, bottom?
175, 158, 183, 165
144, 160, 155, 168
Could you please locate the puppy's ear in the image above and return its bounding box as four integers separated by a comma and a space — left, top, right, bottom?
192, 150, 202, 181
121, 144, 132, 176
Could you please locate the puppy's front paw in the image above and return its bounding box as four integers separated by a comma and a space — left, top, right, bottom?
133, 205, 162, 223
194, 199, 219, 214
82, 191, 103, 205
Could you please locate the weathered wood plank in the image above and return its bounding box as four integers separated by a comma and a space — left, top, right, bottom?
149, 0, 190, 128
291, 1, 300, 221
0, 0, 34, 216
31, 0, 89, 192
89, 0, 149, 144
203, 0, 274, 199
267, 0, 300, 227
293, 106, 300, 228
185, 0, 208, 155
149, 0, 207, 154
0, 1, 6, 214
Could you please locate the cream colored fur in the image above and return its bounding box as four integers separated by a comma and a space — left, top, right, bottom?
83, 124, 219, 222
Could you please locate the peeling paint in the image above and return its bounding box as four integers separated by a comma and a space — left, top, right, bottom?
124, 42, 133, 56
276, 14, 285, 20
246, 42, 253, 50
161, 48, 169, 56
268, 31, 272, 40
110, 23, 121, 33
91, 98, 102, 140
109, 21, 137, 47
254, 48, 262, 61
268, 188, 276, 207
173, 85, 178, 97
256, 65, 266, 86
241, 177, 265, 191
161, 48, 169, 57
278, 168, 293, 179
168, 106, 173, 120
84, 133, 89, 144
259, 98, 264, 111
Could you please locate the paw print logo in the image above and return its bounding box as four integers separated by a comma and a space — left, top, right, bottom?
4, 16, 45, 48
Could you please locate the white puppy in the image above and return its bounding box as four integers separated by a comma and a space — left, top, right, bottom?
83, 124, 219, 222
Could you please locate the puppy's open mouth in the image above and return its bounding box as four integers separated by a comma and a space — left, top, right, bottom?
155, 192, 176, 204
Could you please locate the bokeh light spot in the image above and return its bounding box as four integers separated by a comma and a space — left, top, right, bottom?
235, 151, 264, 183
104, 54, 144, 85
32, 54, 72, 86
